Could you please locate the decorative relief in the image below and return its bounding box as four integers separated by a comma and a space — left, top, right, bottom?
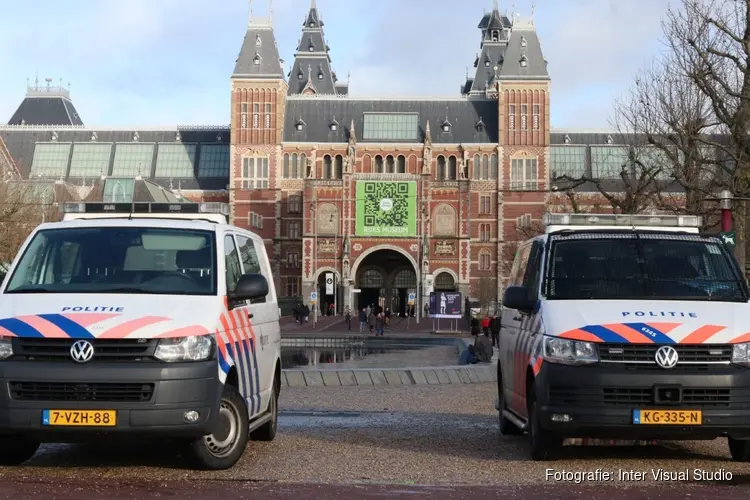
318, 240, 336, 254
342, 258, 350, 279
317, 204, 339, 234
432, 204, 456, 237
306, 159, 315, 178
435, 240, 456, 255
353, 243, 363, 252
409, 244, 419, 252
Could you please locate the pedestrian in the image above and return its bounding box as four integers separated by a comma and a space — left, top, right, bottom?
344, 307, 352, 332
384, 308, 391, 328
490, 314, 500, 347
329, 302, 335, 316
359, 308, 367, 332
470, 315, 480, 336
423, 303, 429, 318
302, 304, 310, 324
481, 314, 491, 336
366, 305, 371, 318
375, 313, 385, 336
368, 309, 375, 333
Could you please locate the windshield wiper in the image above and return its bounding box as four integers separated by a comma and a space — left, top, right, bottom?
99, 287, 150, 294
4, 286, 57, 293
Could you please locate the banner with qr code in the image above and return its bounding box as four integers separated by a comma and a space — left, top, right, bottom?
355, 181, 417, 237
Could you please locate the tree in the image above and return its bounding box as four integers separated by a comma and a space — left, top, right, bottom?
477, 276, 497, 314
0, 182, 61, 272
500, 219, 546, 279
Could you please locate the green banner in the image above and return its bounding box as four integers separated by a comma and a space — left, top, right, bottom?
356, 181, 417, 237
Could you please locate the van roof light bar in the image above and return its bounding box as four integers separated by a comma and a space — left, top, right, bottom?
61, 202, 230, 216
542, 213, 702, 229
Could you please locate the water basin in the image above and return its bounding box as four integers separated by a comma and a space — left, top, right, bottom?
281, 341, 461, 370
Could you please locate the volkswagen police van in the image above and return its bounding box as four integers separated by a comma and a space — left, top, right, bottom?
497, 213, 750, 461
0, 202, 282, 470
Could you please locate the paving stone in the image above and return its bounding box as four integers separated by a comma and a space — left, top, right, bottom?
321, 371, 341, 387
457, 368, 473, 384
281, 372, 289, 387
423, 369, 440, 385
354, 371, 374, 386
466, 368, 481, 383
384, 371, 403, 385
369, 370, 387, 385
446, 369, 462, 385
338, 371, 357, 386
434, 369, 452, 385
303, 371, 324, 387
397, 371, 414, 385
410, 369, 428, 385
476, 367, 494, 383
286, 371, 306, 388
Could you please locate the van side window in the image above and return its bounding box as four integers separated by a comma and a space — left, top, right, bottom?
523, 241, 543, 297
510, 244, 532, 286
224, 235, 243, 294
235, 234, 266, 303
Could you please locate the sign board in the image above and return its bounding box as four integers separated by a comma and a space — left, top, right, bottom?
310, 291, 318, 303
720, 231, 736, 248
325, 272, 334, 295
356, 181, 417, 237
407, 293, 416, 305
429, 291, 462, 319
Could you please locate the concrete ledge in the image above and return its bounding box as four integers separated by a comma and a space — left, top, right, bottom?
281, 363, 497, 388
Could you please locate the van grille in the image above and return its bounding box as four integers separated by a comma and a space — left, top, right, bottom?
547, 386, 749, 408
598, 343, 732, 365
9, 382, 154, 402
12, 338, 156, 362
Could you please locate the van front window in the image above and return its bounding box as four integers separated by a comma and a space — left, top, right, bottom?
544, 233, 747, 302
4, 227, 216, 296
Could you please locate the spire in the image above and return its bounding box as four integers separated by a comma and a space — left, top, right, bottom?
288, 0, 340, 95
424, 121, 432, 146
493, 0, 499, 11
233, 0, 284, 79
349, 119, 357, 144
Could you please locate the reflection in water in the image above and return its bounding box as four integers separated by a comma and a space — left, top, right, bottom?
281, 344, 441, 369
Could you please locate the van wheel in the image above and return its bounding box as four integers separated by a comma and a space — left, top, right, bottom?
187, 384, 249, 470
250, 380, 278, 442
497, 369, 523, 436
0, 437, 39, 465
527, 386, 561, 461
728, 437, 750, 461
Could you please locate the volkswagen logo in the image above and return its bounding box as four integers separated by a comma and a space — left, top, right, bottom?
70, 340, 95, 363
654, 345, 679, 369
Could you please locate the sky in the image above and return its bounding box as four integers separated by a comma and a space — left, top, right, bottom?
0, 0, 672, 129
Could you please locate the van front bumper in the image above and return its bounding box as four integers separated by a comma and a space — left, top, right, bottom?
0, 361, 221, 441
535, 362, 750, 440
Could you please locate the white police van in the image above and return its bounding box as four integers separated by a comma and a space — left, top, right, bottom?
0, 202, 282, 470
497, 213, 750, 461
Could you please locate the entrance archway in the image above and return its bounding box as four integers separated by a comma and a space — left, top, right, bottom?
434, 271, 457, 292
315, 267, 341, 315
353, 248, 418, 316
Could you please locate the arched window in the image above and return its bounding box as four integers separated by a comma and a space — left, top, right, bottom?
283, 153, 290, 178
490, 153, 498, 179
437, 156, 446, 180
392, 269, 417, 288
448, 156, 457, 180
482, 154, 489, 179
479, 250, 491, 271
324, 155, 333, 179
473, 155, 481, 180
291, 153, 299, 178
299, 154, 306, 178
435, 272, 455, 290
360, 269, 384, 288
397, 155, 406, 173
375, 155, 384, 173
386, 155, 395, 173
334, 155, 343, 179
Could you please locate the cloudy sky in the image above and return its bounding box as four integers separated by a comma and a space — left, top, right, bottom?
0, 0, 670, 129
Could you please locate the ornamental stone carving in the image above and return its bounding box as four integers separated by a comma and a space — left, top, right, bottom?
353, 243, 362, 252
432, 204, 456, 237
317, 203, 338, 234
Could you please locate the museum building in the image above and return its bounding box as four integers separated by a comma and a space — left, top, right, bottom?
0, 1, 660, 315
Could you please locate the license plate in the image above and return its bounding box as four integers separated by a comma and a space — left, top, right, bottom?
42, 410, 116, 427
633, 409, 702, 425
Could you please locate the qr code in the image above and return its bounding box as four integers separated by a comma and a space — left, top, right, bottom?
362, 182, 410, 227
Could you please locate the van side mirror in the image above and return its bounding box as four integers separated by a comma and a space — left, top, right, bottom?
230, 273, 269, 302
502, 285, 536, 312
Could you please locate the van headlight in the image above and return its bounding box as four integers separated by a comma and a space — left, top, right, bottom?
731, 343, 750, 367
543, 336, 598, 366
154, 335, 214, 362
0, 337, 12, 360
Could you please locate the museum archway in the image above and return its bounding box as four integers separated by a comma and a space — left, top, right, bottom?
434, 272, 458, 292
354, 249, 417, 317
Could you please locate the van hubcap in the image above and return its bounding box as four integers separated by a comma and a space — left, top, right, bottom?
204, 400, 239, 458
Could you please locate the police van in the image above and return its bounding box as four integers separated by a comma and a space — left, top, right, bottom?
0, 202, 282, 470
497, 213, 750, 461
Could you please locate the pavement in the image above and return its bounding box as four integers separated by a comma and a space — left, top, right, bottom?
2, 384, 750, 498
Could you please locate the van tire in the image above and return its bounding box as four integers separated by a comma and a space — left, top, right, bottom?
497, 369, 523, 436
527, 386, 561, 461
0, 437, 39, 465
186, 384, 249, 470
728, 437, 750, 461
251, 379, 278, 442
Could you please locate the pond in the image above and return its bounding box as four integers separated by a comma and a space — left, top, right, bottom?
281, 342, 461, 370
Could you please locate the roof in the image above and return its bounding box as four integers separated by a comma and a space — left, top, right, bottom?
287, 3, 340, 95
7, 85, 84, 126
498, 23, 548, 80
232, 23, 284, 79
283, 97, 499, 144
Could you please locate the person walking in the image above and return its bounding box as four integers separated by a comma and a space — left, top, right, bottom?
375, 313, 385, 336
490, 314, 500, 347
344, 307, 352, 332
481, 314, 491, 336
359, 308, 367, 333
368, 309, 376, 333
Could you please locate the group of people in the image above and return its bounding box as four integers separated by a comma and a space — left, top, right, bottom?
469, 313, 500, 347
292, 303, 311, 324
354, 304, 391, 335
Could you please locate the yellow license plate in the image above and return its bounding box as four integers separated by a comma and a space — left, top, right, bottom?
633, 409, 702, 425
42, 410, 116, 427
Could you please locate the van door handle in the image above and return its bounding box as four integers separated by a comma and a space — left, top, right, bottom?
248, 313, 254, 320
513, 316, 522, 321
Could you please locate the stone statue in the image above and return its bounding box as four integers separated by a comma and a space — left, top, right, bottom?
460, 160, 469, 180
343, 156, 351, 173
306, 159, 314, 179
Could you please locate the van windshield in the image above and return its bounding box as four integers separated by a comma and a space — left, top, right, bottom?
4, 227, 216, 296
543, 233, 747, 302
